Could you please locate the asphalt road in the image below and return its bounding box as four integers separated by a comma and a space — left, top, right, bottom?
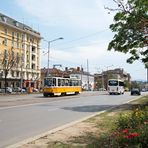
0, 91, 147, 148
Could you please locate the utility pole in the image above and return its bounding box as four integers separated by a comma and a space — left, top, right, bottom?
87, 59, 89, 91
101, 70, 104, 89
43, 37, 64, 77
20, 52, 24, 89
81, 65, 83, 88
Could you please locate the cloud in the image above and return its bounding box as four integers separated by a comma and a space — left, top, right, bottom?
41, 39, 127, 69
15, 0, 113, 30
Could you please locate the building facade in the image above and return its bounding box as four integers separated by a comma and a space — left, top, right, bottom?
94, 68, 131, 90
0, 13, 41, 89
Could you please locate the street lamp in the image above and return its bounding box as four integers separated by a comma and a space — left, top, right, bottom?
105, 65, 113, 89
43, 37, 63, 77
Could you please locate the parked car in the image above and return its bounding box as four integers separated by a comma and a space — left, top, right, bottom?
13, 87, 26, 93
99, 88, 106, 91
0, 87, 13, 93
13, 87, 22, 92
0, 88, 5, 93
33, 88, 39, 92
131, 88, 141, 95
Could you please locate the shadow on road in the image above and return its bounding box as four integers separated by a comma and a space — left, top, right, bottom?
62, 105, 116, 112
62, 100, 148, 113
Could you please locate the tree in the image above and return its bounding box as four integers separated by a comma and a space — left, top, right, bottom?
0, 48, 20, 93
107, 0, 148, 66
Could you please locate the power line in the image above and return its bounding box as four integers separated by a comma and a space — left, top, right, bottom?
52, 29, 109, 46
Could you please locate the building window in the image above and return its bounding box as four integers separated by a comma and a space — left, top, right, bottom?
17, 42, 19, 49
32, 64, 35, 69
26, 55, 28, 62
12, 32, 14, 39
22, 34, 24, 41
22, 43, 25, 49
3, 38, 7, 46
12, 40, 14, 47
16, 52, 20, 64
16, 82, 19, 87
32, 55, 35, 61
11, 71, 14, 77
32, 46, 36, 52
17, 33, 19, 41
4, 49, 7, 59
4, 28, 7, 35
16, 71, 19, 77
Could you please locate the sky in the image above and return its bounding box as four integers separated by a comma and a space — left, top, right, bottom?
0, 0, 147, 81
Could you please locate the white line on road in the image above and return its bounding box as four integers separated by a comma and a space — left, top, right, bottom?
0, 97, 76, 110
47, 108, 59, 112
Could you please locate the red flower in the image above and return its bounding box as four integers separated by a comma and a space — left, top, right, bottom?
122, 129, 129, 134
131, 133, 139, 137
125, 133, 139, 139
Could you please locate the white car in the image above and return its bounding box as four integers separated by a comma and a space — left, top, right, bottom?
6, 87, 13, 93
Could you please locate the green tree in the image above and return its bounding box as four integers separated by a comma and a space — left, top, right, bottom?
107, 0, 148, 65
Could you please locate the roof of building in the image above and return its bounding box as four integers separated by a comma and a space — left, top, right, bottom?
0, 12, 41, 37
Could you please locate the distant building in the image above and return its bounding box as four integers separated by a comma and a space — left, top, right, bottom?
69, 67, 94, 91
41, 67, 95, 91
0, 13, 41, 89
94, 68, 131, 90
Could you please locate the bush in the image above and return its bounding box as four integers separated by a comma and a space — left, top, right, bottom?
110, 106, 148, 147
87, 105, 148, 148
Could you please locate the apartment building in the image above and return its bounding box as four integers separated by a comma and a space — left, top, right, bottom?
0, 13, 41, 89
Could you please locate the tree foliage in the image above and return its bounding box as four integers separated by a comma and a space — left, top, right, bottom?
107, 0, 148, 66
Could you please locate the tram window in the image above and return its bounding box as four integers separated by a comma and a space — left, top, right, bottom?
53, 78, 56, 86
70, 80, 72, 86
44, 78, 52, 86
65, 79, 69, 86
61, 79, 65, 86
58, 79, 62, 86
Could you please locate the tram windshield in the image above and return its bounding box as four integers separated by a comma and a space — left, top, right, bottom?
44, 78, 56, 86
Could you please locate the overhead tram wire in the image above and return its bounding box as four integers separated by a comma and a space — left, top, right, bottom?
41, 29, 109, 52
51, 29, 108, 47
57, 40, 106, 51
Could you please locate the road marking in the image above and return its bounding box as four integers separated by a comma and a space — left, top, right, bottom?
0, 98, 76, 110
47, 108, 58, 111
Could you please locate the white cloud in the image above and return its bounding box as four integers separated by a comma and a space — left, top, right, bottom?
16, 0, 113, 30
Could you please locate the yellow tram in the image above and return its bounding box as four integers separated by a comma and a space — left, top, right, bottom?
43, 77, 82, 97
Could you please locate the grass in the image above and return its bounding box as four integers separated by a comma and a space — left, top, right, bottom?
47, 95, 148, 148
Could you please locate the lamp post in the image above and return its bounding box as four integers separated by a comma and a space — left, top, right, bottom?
106, 65, 113, 89
44, 37, 63, 77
